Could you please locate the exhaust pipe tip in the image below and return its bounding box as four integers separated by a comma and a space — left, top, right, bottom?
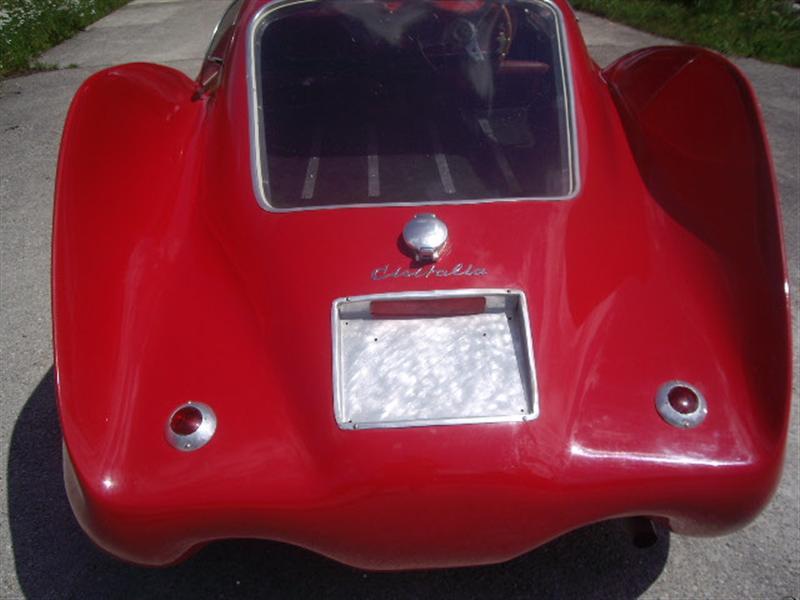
625, 517, 659, 549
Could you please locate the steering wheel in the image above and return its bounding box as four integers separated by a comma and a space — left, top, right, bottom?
447, 3, 513, 64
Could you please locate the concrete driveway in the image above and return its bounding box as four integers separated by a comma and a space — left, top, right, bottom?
1, 1, 797, 598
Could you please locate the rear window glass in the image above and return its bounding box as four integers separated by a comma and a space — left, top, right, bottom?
252, 0, 576, 210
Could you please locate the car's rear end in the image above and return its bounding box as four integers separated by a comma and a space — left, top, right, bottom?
53, 0, 791, 568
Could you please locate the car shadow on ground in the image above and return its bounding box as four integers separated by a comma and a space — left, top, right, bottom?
8, 368, 669, 599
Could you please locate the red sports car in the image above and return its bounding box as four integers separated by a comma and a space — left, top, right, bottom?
52, 0, 792, 569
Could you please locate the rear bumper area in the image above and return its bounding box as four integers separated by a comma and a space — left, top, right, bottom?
62, 424, 782, 569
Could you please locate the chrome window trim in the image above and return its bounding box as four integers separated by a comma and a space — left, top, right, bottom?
246, 0, 581, 212
331, 288, 540, 430
202, 0, 245, 67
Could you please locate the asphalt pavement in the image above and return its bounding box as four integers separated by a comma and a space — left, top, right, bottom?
1, 1, 798, 598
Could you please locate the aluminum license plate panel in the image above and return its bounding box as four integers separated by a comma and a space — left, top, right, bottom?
332, 290, 538, 429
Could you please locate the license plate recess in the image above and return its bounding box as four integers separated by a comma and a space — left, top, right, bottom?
332, 290, 538, 429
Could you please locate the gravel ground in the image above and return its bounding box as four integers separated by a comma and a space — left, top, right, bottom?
1, 2, 797, 598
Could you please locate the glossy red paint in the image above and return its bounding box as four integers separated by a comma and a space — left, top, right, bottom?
52, 0, 791, 568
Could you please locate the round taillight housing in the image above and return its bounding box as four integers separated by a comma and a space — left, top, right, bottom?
170, 405, 203, 435
667, 385, 700, 415
656, 381, 707, 428
166, 402, 217, 451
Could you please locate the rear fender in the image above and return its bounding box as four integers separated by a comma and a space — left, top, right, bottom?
52, 64, 204, 472
603, 48, 791, 462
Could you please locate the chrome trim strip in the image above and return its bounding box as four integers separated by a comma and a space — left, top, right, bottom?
246, 0, 581, 212
331, 288, 540, 430
553, 0, 577, 196
200, 0, 238, 68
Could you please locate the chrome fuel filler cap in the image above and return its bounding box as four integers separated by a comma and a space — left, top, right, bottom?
402, 214, 448, 262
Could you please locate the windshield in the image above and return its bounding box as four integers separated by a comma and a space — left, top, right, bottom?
252, 0, 576, 210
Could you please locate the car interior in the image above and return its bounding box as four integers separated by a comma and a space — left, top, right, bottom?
256, 0, 574, 208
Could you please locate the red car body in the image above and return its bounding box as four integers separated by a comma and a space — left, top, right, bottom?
52, 0, 791, 569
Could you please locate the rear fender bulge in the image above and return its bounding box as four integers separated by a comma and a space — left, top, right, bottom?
52, 63, 206, 467
602, 47, 792, 456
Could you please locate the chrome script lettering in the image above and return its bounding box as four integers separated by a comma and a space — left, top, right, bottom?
371, 263, 488, 281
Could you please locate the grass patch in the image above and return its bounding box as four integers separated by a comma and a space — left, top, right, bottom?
0, 0, 131, 78
571, 0, 800, 67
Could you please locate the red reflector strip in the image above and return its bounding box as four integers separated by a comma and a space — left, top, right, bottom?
370, 297, 487, 318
